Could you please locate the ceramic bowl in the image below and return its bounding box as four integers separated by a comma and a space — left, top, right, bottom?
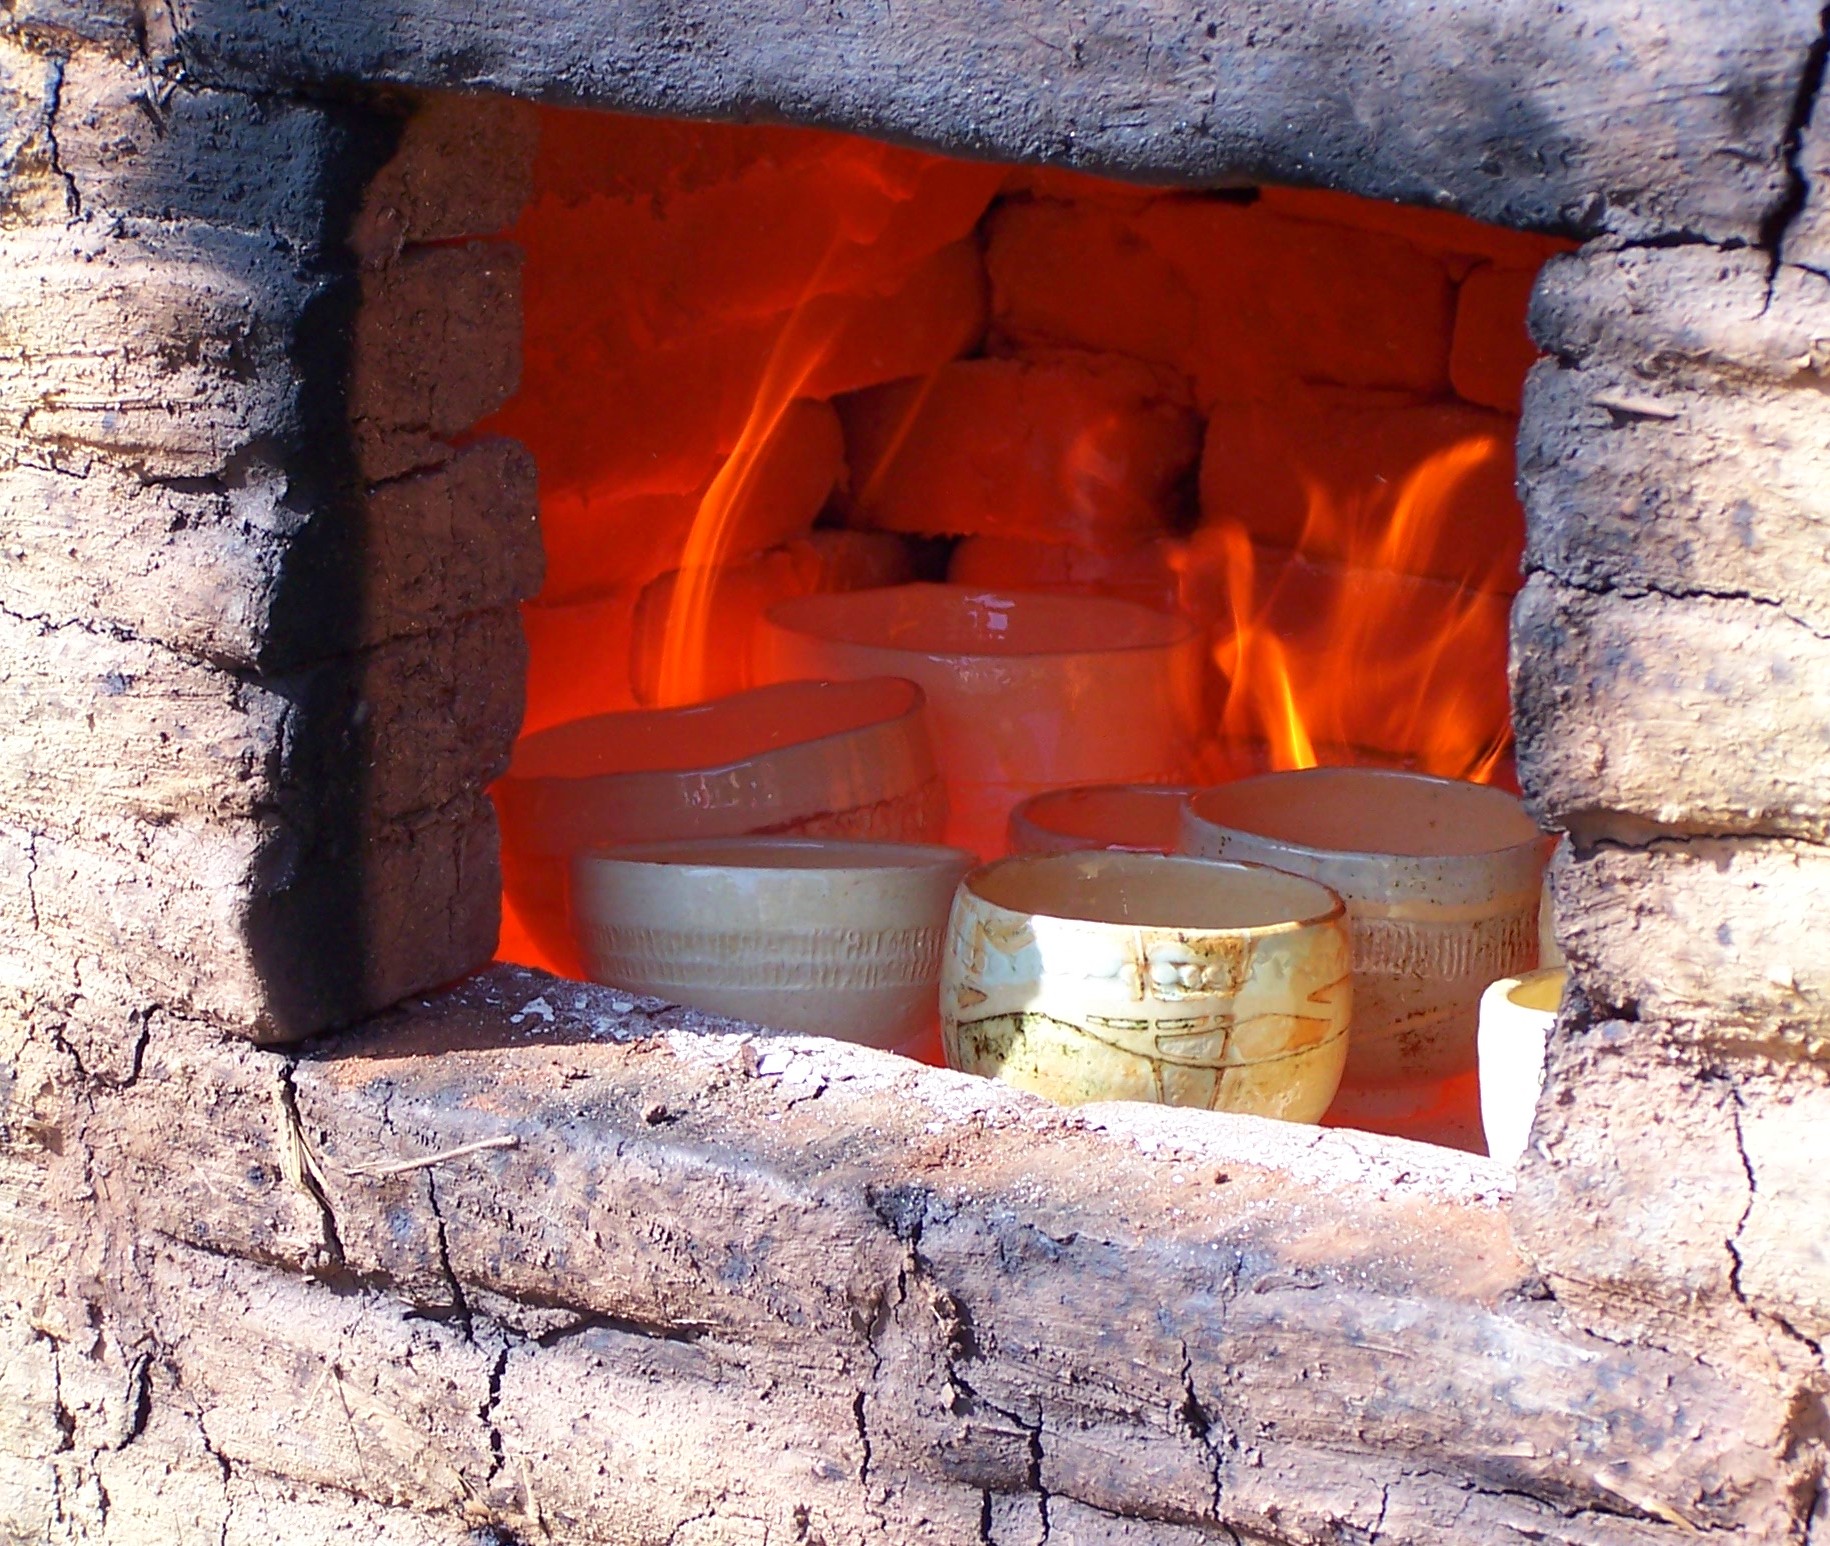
940, 850, 1351, 1121
1478, 967, 1565, 1166
495, 678, 946, 974
755, 585, 1204, 860
1008, 784, 1191, 855
1181, 769, 1549, 1101
570, 838, 974, 1049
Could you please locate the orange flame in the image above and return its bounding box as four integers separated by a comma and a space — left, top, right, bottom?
650, 294, 847, 706
1209, 434, 1515, 784
649, 141, 977, 706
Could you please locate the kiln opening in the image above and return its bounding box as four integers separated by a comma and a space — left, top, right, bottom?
484, 105, 1569, 1149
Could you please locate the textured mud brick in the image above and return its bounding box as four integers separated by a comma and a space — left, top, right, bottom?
23, 45, 386, 253
494, 105, 995, 502
840, 351, 1200, 547
495, 237, 985, 505
990, 194, 1455, 405
1450, 264, 1540, 412
799, 238, 989, 399
986, 196, 1199, 375
1200, 390, 1523, 592
0, 437, 539, 669
1136, 197, 1456, 405
350, 242, 523, 481
1254, 186, 1574, 274
0, 225, 306, 478
0, 35, 69, 228
536, 397, 844, 604
364, 438, 544, 641
350, 91, 538, 262
1550, 837, 1830, 1055
1513, 578, 1830, 845
515, 108, 999, 352
629, 531, 915, 703
947, 534, 1183, 612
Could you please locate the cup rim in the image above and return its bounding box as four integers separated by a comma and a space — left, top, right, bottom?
960, 849, 1346, 936
1009, 782, 1193, 853
575, 836, 978, 879
763, 583, 1198, 663
505, 676, 927, 786
1185, 767, 1547, 864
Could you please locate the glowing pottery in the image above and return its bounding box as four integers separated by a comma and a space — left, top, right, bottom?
495, 678, 945, 975
1008, 784, 1190, 855
940, 851, 1351, 1120
571, 838, 973, 1050
1478, 967, 1565, 1167
756, 585, 1204, 860
1181, 768, 1549, 1103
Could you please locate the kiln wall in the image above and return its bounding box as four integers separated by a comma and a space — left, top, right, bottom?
0, 5, 1827, 1542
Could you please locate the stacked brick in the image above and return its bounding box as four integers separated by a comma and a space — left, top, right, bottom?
813, 177, 1562, 771
0, 41, 541, 1044
488, 109, 1003, 725
1509, 239, 1830, 1357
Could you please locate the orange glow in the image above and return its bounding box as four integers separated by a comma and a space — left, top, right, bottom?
1205, 434, 1515, 783
493, 105, 1559, 983
650, 294, 848, 705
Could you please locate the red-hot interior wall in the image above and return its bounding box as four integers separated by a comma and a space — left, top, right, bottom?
482, 107, 1569, 969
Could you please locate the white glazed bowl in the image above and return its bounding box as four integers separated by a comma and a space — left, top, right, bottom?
940, 850, 1351, 1120
570, 838, 974, 1049
1181, 768, 1549, 1094
755, 585, 1204, 860
495, 677, 946, 974
1478, 967, 1564, 1166
1008, 784, 1191, 855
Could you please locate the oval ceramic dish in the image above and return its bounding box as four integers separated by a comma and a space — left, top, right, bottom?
1181, 768, 1549, 1098
571, 838, 974, 1051
494, 677, 946, 974
755, 585, 1204, 860
940, 850, 1351, 1121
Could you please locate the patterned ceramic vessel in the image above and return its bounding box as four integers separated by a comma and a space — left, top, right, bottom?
1181, 769, 1550, 1093
1007, 784, 1191, 855
940, 851, 1351, 1121
571, 838, 974, 1050
495, 677, 946, 975
755, 585, 1204, 861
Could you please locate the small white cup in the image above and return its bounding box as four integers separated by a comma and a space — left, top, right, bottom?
1477, 967, 1565, 1166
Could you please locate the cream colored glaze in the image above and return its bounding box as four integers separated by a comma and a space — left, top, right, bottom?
1181, 769, 1550, 1092
571, 837, 974, 1049
940, 851, 1351, 1121
495, 678, 946, 973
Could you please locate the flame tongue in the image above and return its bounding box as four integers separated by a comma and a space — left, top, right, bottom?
1204, 432, 1515, 784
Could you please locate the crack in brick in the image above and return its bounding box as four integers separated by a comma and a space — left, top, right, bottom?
479, 1339, 511, 1488
1762, 2, 1830, 288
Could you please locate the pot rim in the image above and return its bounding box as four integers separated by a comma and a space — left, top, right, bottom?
504, 676, 928, 786
763, 583, 1198, 664
1184, 767, 1548, 865
575, 835, 976, 879
960, 849, 1347, 938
